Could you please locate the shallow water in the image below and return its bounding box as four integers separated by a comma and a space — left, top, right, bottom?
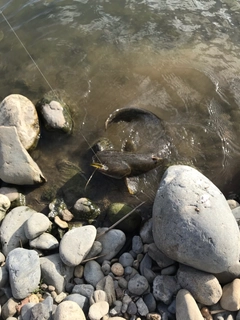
1, 0, 240, 211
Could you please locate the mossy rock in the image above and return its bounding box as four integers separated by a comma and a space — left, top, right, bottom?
107, 202, 142, 233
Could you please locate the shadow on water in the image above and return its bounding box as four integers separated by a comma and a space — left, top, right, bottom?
1, 0, 240, 213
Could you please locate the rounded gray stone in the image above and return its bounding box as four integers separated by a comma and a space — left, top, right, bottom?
6, 248, 40, 299
152, 165, 240, 274
118, 252, 134, 267
128, 274, 149, 296
24, 212, 51, 240
84, 260, 104, 287
59, 225, 96, 266
177, 264, 222, 305
96, 228, 126, 264
0, 206, 37, 256
64, 294, 89, 313
0, 94, 40, 150
153, 275, 180, 305
176, 289, 203, 320
139, 218, 154, 244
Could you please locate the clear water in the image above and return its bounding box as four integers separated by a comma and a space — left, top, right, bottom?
1, 0, 240, 210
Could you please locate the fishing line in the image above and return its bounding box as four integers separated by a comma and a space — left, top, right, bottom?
0, 10, 56, 95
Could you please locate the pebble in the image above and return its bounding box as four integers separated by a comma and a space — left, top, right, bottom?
111, 263, 124, 277
96, 228, 126, 263
88, 301, 109, 320
54, 215, 69, 229
132, 235, 144, 254
97, 275, 116, 306
74, 265, 84, 278
29, 296, 53, 320
24, 212, 51, 240
136, 297, 149, 316
84, 260, 105, 287
93, 290, 108, 303
59, 225, 96, 266
72, 284, 94, 300
29, 232, 59, 250
220, 278, 240, 311
55, 292, 68, 304
6, 248, 41, 299
143, 293, 156, 313
128, 274, 149, 296
153, 275, 180, 305
228, 199, 240, 210
1, 298, 19, 320
54, 300, 86, 320
40, 253, 74, 294
0, 265, 8, 287
64, 293, 89, 313
119, 252, 134, 267
176, 289, 203, 320
127, 301, 137, 315
84, 241, 102, 261
0, 206, 37, 255
177, 264, 222, 305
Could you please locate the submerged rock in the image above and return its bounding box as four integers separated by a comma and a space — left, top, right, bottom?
0, 126, 46, 185
0, 94, 40, 150
152, 165, 240, 274
36, 89, 73, 134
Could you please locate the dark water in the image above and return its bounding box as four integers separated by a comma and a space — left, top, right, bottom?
1, 0, 240, 212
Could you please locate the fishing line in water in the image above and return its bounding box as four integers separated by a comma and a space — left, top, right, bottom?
0, 10, 56, 95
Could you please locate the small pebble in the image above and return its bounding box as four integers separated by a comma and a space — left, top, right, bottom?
111, 263, 124, 276
119, 252, 134, 267
54, 215, 69, 229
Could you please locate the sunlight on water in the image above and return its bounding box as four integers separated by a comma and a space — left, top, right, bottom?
1, 0, 240, 206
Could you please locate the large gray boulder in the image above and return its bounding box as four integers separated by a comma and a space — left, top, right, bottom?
0, 94, 39, 150
152, 165, 240, 274
0, 126, 46, 185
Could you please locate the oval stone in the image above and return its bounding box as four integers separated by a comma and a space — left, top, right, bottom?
152, 165, 240, 274
59, 225, 96, 266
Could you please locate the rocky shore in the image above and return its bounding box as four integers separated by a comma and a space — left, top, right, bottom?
1, 94, 240, 320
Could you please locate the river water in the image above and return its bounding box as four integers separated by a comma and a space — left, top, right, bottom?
1, 0, 240, 212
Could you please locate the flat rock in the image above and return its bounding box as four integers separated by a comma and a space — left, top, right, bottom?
96, 228, 126, 263
59, 225, 96, 266
177, 264, 222, 305
0, 94, 39, 150
6, 248, 41, 299
24, 212, 51, 239
40, 253, 74, 294
29, 232, 59, 250
0, 126, 46, 185
152, 165, 240, 274
54, 301, 86, 320
0, 206, 37, 256
176, 289, 203, 320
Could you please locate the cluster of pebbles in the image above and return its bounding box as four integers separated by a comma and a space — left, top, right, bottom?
1, 94, 240, 320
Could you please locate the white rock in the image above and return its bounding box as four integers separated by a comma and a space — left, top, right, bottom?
0, 206, 37, 255
29, 233, 59, 250
176, 289, 204, 320
0, 126, 46, 185
152, 165, 240, 274
0, 194, 10, 222
24, 212, 51, 240
59, 226, 96, 266
0, 94, 39, 150
88, 301, 109, 320
54, 301, 86, 320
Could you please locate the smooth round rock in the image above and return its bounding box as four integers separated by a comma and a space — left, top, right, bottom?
220, 278, 240, 311
128, 274, 149, 296
59, 225, 96, 266
118, 252, 134, 267
29, 233, 59, 250
54, 301, 86, 320
88, 301, 109, 320
111, 263, 124, 277
0, 94, 40, 150
84, 260, 104, 287
176, 289, 203, 320
177, 264, 222, 305
24, 212, 51, 240
96, 228, 126, 264
6, 248, 41, 299
152, 165, 240, 274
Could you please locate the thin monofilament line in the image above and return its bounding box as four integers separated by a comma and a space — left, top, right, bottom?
0, 10, 55, 93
